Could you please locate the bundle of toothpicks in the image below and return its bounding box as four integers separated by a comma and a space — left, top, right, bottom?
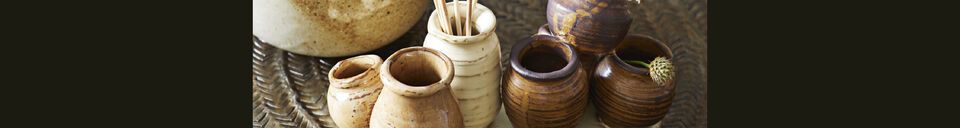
433, 0, 478, 36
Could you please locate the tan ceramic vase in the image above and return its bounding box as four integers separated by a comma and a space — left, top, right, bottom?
502, 35, 589, 128
422, 2, 501, 128
369, 47, 464, 128
594, 34, 676, 127
326, 55, 384, 128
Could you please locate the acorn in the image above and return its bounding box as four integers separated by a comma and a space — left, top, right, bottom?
649, 57, 674, 86
626, 57, 674, 86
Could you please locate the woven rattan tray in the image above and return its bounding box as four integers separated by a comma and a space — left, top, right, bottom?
253, 0, 706, 127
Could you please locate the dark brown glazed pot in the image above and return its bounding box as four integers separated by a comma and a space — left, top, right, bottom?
546, 0, 632, 55
369, 47, 464, 128
593, 34, 676, 127
502, 35, 589, 128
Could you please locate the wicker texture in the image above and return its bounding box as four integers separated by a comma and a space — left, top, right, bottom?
627, 0, 708, 127
253, 0, 706, 127
253, 37, 331, 128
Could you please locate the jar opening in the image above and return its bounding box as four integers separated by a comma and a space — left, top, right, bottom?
333, 63, 372, 79
509, 35, 579, 81
612, 34, 673, 73
444, 17, 480, 36
616, 49, 658, 68
388, 51, 445, 86
521, 41, 568, 73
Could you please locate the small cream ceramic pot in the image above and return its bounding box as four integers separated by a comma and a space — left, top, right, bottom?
422, 2, 501, 128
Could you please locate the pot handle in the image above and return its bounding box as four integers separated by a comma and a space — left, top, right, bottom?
535, 24, 553, 37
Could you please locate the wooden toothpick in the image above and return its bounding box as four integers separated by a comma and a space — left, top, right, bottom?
453, 0, 462, 36
467, 0, 475, 36
432, 0, 448, 34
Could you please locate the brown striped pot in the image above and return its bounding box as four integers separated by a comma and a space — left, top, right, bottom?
546, 0, 632, 55
369, 47, 464, 128
502, 35, 589, 128
327, 54, 384, 128
593, 34, 676, 127
422, 2, 502, 127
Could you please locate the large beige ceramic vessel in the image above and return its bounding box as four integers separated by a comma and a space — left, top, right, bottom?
327, 55, 384, 128
422, 2, 500, 128
369, 47, 464, 128
253, 0, 428, 57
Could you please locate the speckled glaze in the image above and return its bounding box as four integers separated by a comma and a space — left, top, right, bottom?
546, 0, 632, 55
369, 47, 464, 128
253, 0, 428, 57
594, 34, 676, 127
422, 2, 501, 128
502, 35, 589, 128
327, 55, 384, 128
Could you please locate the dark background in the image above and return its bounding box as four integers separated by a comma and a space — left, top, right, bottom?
2, 0, 958, 127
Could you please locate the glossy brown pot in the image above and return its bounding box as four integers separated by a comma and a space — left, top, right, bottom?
502, 35, 589, 128
546, 0, 632, 55
327, 55, 384, 128
593, 34, 676, 127
369, 47, 464, 128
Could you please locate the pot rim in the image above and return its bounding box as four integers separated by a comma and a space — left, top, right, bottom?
610, 34, 674, 75
379, 47, 455, 97
426, 1, 497, 44
329, 54, 383, 88
509, 35, 579, 81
